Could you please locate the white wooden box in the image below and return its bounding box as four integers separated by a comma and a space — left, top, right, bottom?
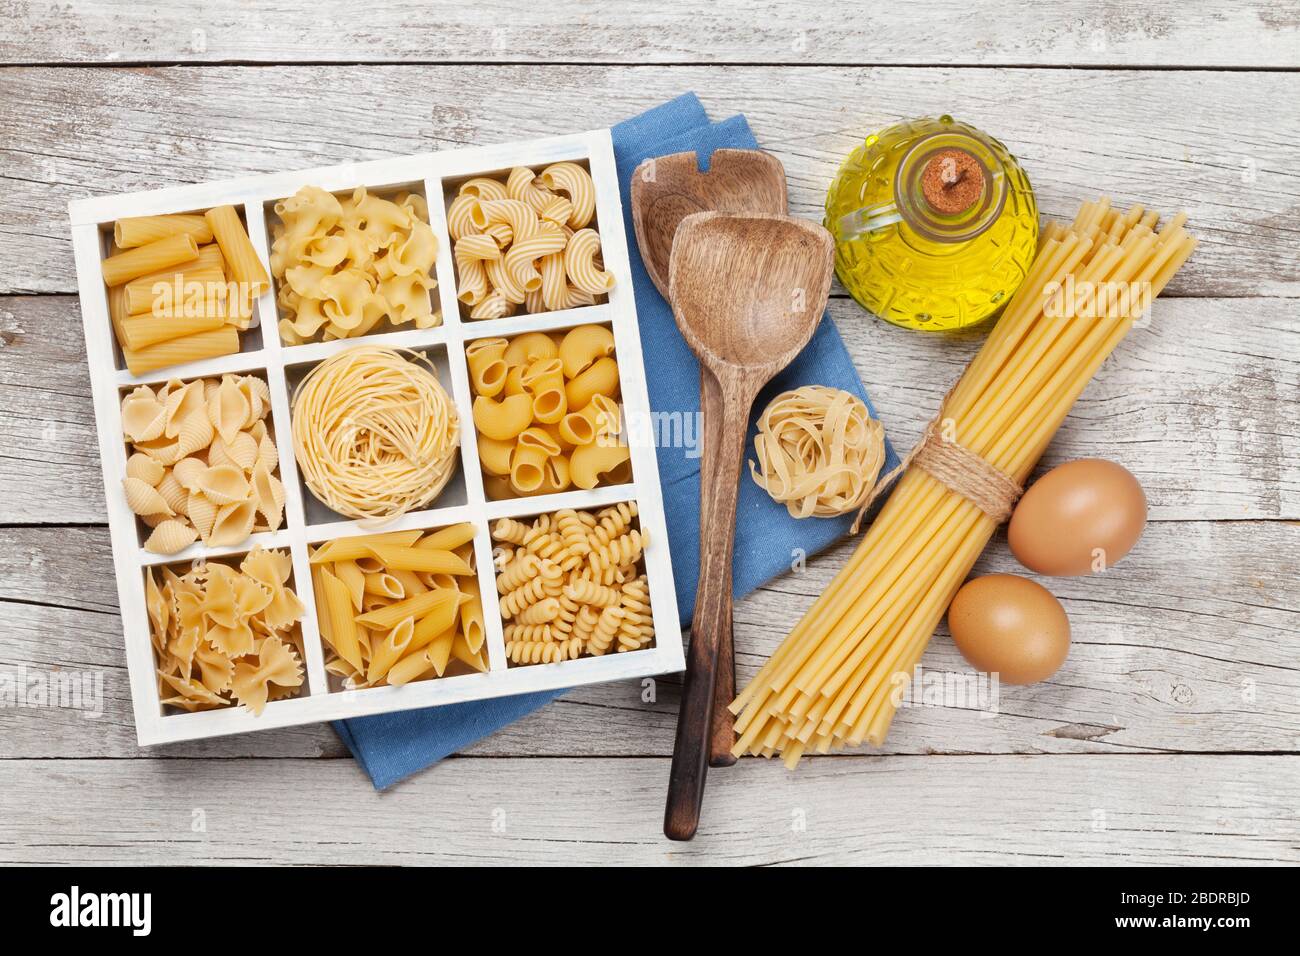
68, 130, 685, 746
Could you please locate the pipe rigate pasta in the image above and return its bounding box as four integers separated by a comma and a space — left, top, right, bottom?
491, 504, 654, 666
121, 374, 283, 554
468, 326, 628, 499
450, 164, 611, 319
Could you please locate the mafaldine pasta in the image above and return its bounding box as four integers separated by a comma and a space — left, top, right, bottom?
448, 163, 613, 319
270, 185, 439, 344
309, 523, 487, 687
147, 547, 306, 715
120, 374, 285, 554
491, 503, 653, 665
469, 325, 630, 499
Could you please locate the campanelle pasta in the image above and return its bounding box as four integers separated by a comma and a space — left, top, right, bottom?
121, 374, 285, 554
491, 503, 653, 665
450, 163, 612, 318
147, 548, 307, 715
271, 185, 439, 344
468, 325, 630, 499
310, 523, 487, 687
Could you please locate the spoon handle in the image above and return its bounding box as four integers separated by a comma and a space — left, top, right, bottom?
665, 381, 752, 841
699, 368, 737, 767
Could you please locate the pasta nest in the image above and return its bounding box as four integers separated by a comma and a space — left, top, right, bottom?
749, 386, 885, 519
292, 346, 460, 519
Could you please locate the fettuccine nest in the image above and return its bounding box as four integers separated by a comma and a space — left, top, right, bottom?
749, 386, 885, 519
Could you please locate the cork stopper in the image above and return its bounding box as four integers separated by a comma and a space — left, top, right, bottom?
921, 148, 984, 215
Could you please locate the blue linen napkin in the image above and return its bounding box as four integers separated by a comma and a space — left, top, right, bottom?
334, 93, 897, 789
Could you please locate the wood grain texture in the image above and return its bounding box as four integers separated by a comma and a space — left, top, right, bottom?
0, 755, 1292, 864
3, 1, 1298, 68
4, 294, 1294, 525
1, 66, 1297, 295
2, 519, 1294, 759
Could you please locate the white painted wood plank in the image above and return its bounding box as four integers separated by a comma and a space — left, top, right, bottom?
2, 1, 1297, 68
0, 755, 1292, 864
0, 66, 1295, 295
4, 295, 1294, 524
2, 520, 1295, 759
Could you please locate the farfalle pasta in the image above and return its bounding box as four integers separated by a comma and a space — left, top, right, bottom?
271, 185, 439, 344
448, 163, 613, 319
469, 325, 630, 499
120, 373, 285, 554
309, 523, 487, 687
491, 503, 653, 665
147, 547, 306, 715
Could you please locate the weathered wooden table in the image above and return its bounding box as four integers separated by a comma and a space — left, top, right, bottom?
1, 1, 1296, 865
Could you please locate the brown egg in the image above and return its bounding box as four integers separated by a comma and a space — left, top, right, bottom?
947, 574, 1070, 685
1009, 458, 1147, 576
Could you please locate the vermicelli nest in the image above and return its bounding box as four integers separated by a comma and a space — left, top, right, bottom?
292, 346, 460, 520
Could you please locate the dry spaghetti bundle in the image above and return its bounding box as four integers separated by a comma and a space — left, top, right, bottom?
730, 198, 1197, 768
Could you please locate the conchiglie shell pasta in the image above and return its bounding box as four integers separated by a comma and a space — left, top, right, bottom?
121, 389, 167, 443
122, 476, 175, 517
210, 376, 250, 446
175, 408, 215, 456
209, 499, 257, 547
125, 452, 164, 486
197, 464, 251, 505
155, 471, 189, 517
224, 431, 260, 471
172, 456, 207, 493
187, 491, 218, 542
251, 461, 285, 530
144, 519, 198, 555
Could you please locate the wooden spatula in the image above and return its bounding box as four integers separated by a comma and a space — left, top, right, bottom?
664, 212, 834, 840
631, 149, 788, 767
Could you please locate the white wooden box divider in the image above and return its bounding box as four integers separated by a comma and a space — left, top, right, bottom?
69, 130, 685, 745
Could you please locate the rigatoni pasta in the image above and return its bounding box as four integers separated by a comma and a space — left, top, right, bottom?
100, 206, 267, 374
449, 163, 612, 318
310, 523, 487, 687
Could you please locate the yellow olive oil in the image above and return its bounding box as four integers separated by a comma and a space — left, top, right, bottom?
825, 115, 1038, 332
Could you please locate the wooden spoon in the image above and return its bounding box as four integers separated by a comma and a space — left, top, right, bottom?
631, 149, 787, 767
663, 212, 834, 841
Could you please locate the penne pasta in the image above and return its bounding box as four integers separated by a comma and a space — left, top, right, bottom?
416, 522, 476, 551
353, 587, 458, 632
362, 545, 472, 575
308, 530, 424, 564
319, 568, 364, 672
